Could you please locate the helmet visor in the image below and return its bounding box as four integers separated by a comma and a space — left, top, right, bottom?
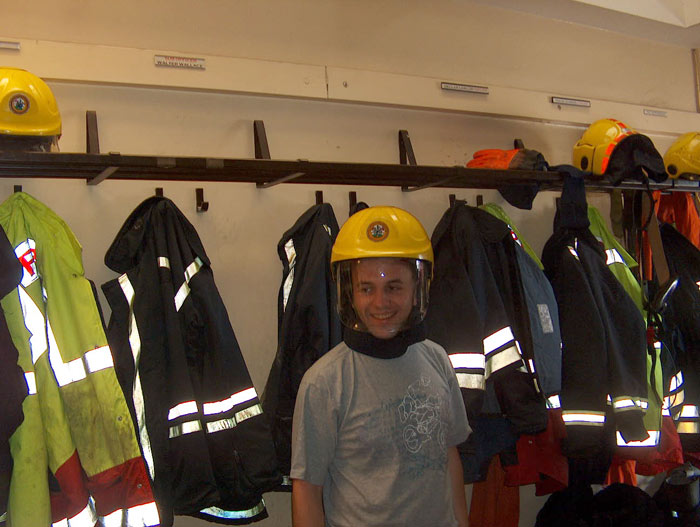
335, 258, 431, 338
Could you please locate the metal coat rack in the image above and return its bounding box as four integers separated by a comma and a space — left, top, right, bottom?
1, 113, 696, 202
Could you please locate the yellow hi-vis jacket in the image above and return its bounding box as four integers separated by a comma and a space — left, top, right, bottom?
0, 193, 158, 527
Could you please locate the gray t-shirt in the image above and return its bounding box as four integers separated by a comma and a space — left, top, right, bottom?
291, 339, 471, 527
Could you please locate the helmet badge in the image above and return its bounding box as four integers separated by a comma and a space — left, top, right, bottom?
9, 94, 29, 114
367, 221, 389, 242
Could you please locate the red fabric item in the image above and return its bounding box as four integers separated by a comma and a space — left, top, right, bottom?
657, 192, 700, 249
50, 450, 92, 523
87, 456, 155, 516
605, 457, 637, 486
50, 450, 156, 523
467, 149, 520, 170
636, 416, 684, 476
469, 456, 519, 527
503, 409, 568, 496
640, 191, 660, 281
641, 191, 700, 280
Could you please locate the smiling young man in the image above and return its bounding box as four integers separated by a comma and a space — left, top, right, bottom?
290, 206, 470, 527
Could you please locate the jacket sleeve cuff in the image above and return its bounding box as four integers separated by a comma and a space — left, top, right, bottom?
616, 412, 649, 443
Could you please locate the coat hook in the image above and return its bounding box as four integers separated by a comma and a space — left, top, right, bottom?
315, 191, 323, 205
14, 185, 22, 193
449, 194, 456, 207
399, 130, 417, 166
86, 110, 100, 154
155, 188, 164, 197
349, 191, 357, 215
196, 188, 209, 213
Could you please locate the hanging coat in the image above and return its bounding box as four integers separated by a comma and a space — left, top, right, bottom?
102, 196, 280, 526
426, 201, 547, 436
0, 225, 24, 521
0, 192, 158, 527
261, 203, 342, 485
481, 203, 562, 404
654, 222, 700, 451
541, 169, 648, 482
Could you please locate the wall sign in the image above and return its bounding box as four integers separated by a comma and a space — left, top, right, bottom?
550, 96, 591, 108
154, 55, 206, 70
441, 82, 489, 95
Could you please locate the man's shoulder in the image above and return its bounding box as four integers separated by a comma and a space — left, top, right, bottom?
411, 338, 448, 357
301, 341, 354, 384
409, 339, 453, 373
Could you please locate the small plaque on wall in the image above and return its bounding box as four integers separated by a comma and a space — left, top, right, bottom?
154, 55, 206, 70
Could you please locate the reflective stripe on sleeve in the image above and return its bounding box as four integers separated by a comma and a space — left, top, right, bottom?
174, 257, 204, 312
17, 286, 48, 364
681, 405, 699, 418
169, 420, 203, 438
202, 387, 258, 416
52, 496, 97, 527
562, 411, 606, 426
282, 239, 296, 312
158, 257, 170, 269
199, 499, 266, 521
206, 418, 237, 434
611, 397, 647, 413
101, 501, 160, 527
546, 394, 561, 409
678, 406, 700, 434
485, 344, 522, 378
616, 430, 660, 447
527, 359, 536, 373
455, 373, 484, 390
483, 327, 515, 355
119, 273, 156, 481
670, 371, 684, 393
448, 353, 485, 371
678, 422, 700, 434
235, 403, 263, 424
568, 246, 580, 260
168, 400, 198, 421
605, 249, 625, 266
84, 346, 114, 373
24, 371, 37, 395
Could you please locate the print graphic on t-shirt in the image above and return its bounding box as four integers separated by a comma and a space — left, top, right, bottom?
398, 376, 446, 454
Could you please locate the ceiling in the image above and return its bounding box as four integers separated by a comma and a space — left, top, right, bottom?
473, 0, 700, 48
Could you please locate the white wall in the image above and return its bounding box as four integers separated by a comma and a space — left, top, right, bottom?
2, 1, 696, 526
2, 0, 697, 111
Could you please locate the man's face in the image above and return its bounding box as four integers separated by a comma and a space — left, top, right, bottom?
351, 258, 416, 339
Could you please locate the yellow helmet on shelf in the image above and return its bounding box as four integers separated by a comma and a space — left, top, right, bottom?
572, 118, 636, 175
664, 132, 700, 179
0, 67, 61, 137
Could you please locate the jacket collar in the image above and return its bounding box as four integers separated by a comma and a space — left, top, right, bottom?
343, 322, 426, 359
104, 197, 210, 273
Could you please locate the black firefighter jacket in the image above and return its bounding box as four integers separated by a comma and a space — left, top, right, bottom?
261, 203, 342, 484
655, 223, 700, 450
541, 168, 648, 472
102, 197, 281, 526
426, 201, 548, 439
